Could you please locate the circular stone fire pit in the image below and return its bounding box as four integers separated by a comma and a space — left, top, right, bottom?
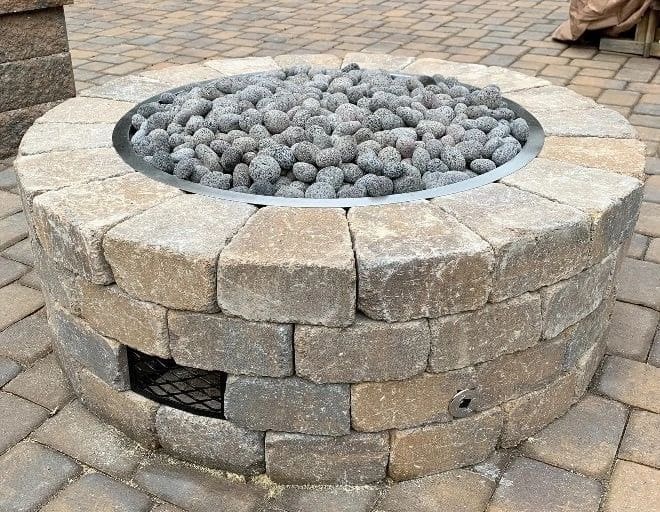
15, 53, 646, 485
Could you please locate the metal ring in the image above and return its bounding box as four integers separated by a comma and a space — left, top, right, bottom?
449, 389, 477, 418
112, 71, 545, 208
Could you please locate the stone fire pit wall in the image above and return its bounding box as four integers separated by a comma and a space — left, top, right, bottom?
0, 0, 76, 158
14, 54, 647, 485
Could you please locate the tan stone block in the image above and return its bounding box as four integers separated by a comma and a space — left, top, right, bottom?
218, 207, 355, 327
0, 0, 72, 14
541, 252, 616, 339
80, 75, 171, 102
605, 301, 659, 361
388, 409, 502, 481
434, 184, 591, 301
274, 53, 342, 69
597, 355, 660, 412
0, 101, 59, 159
429, 293, 541, 371
205, 56, 280, 75
295, 315, 429, 383
32, 174, 180, 284
15, 148, 134, 211
348, 201, 493, 322
0, 282, 43, 331
503, 159, 643, 263
507, 85, 598, 112
539, 137, 647, 179
342, 52, 414, 70
105, 195, 255, 311
404, 58, 551, 91
35, 97, 135, 124
77, 281, 169, 359
602, 461, 660, 512
19, 123, 115, 155
0, 8, 68, 64
265, 431, 389, 485
619, 410, 660, 469
168, 310, 293, 377
574, 338, 606, 397
501, 372, 576, 448
139, 63, 224, 87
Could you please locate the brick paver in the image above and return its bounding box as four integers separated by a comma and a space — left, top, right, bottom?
0, 0, 659, 510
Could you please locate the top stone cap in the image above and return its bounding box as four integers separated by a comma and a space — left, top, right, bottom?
0, 0, 72, 14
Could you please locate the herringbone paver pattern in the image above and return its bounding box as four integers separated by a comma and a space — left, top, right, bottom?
0, 1, 659, 510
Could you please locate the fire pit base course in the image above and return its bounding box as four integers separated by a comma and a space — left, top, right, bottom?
15, 54, 646, 485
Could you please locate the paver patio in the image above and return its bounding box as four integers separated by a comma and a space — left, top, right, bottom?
0, 0, 659, 510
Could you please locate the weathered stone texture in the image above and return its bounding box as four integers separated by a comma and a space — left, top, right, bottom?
502, 159, 643, 262
19, 122, 115, 155
49, 306, 129, 390
597, 356, 660, 412
618, 410, 660, 469
274, 53, 342, 69
560, 297, 612, 370
218, 207, 355, 327
429, 293, 541, 371
104, 195, 255, 311
265, 431, 389, 484
139, 63, 223, 87
224, 375, 350, 435
0, 0, 72, 13
501, 372, 576, 447
0, 101, 59, 159
343, 52, 414, 70
539, 137, 647, 179
32, 174, 180, 284
77, 281, 170, 358
205, 56, 280, 74
169, 310, 293, 377
35, 97, 135, 124
295, 315, 430, 383
434, 184, 591, 301
0, 391, 49, 453
574, 338, 607, 397
15, 148, 134, 210
80, 75, 170, 102
606, 302, 659, 361
541, 252, 615, 338
0, 53, 75, 112
388, 409, 502, 480
348, 201, 493, 321
602, 460, 660, 512
156, 406, 265, 475
78, 369, 159, 448
33, 240, 83, 314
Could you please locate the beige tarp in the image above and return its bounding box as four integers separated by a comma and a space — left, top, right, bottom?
553, 0, 653, 41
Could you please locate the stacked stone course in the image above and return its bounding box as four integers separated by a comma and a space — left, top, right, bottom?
13, 54, 646, 485
0, 0, 75, 157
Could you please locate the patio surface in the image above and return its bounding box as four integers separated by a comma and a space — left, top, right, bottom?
0, 0, 659, 510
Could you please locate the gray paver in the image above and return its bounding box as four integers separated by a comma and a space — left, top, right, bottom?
0, 255, 28, 287
0, 310, 53, 365
0, 391, 49, 454
0, 356, 21, 387
0, 283, 44, 331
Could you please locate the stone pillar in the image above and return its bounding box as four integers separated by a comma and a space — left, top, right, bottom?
0, 0, 76, 158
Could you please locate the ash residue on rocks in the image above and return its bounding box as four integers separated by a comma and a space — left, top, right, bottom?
130, 64, 529, 199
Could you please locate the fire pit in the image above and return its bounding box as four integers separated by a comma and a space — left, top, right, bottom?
15, 53, 645, 485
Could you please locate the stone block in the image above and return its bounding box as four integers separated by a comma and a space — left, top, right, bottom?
40, 473, 153, 512
348, 201, 493, 322
32, 400, 148, 478
540, 106, 637, 138
80, 75, 170, 102
388, 409, 502, 481
274, 53, 342, 69
0, 254, 27, 286
104, 195, 255, 311
429, 293, 541, 371
501, 372, 576, 448
205, 56, 280, 75
0, 281, 44, 331
294, 315, 430, 383
156, 406, 265, 475
0, 357, 21, 387
139, 63, 223, 87
0, 308, 51, 365
15, 149, 133, 211
32, 173, 180, 284
0, 391, 49, 453
404, 58, 551, 92
487, 457, 602, 512
560, 297, 612, 370
265, 431, 389, 484
169, 310, 292, 377
0, 0, 72, 13
602, 461, 660, 512
4, 353, 73, 411
218, 207, 355, 327
539, 137, 647, 179
522, 394, 628, 478
0, 443, 81, 512
616, 257, 660, 310
33, 239, 83, 314
49, 306, 129, 390
343, 52, 414, 70
0, 212, 28, 251
597, 355, 660, 412
434, 184, 591, 301
507, 85, 599, 112
376, 469, 495, 512
19, 122, 114, 155
224, 375, 350, 435
619, 410, 660, 469
35, 97, 135, 124
78, 369, 159, 448
503, 159, 643, 263
0, 52, 74, 112
541, 252, 615, 339
574, 338, 606, 397
267, 486, 379, 512
636, 202, 660, 237
0, 102, 59, 159
605, 301, 659, 361
77, 281, 169, 358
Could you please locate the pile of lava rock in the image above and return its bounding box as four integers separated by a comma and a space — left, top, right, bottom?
130, 63, 530, 199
